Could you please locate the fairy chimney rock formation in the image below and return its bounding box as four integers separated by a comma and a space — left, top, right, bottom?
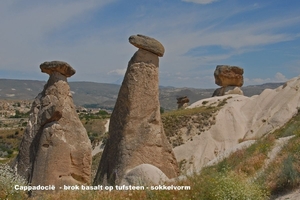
14, 61, 92, 189
213, 65, 244, 97
94, 34, 179, 186
177, 96, 190, 109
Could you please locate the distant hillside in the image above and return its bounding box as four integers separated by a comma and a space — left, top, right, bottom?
242, 82, 284, 97
0, 79, 283, 110
0, 79, 46, 100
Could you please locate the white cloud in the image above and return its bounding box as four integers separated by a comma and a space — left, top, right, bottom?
274, 72, 288, 82
182, 0, 218, 5
244, 77, 271, 85
107, 68, 127, 76
0, 0, 116, 69
245, 72, 288, 86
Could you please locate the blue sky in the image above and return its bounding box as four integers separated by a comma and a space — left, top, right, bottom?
0, 0, 300, 88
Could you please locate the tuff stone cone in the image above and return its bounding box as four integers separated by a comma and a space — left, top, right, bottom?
13, 61, 92, 190
94, 35, 179, 186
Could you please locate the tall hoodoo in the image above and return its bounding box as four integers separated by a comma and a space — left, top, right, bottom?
94, 34, 179, 186
14, 61, 92, 189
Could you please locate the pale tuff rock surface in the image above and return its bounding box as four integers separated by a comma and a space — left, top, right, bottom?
129, 34, 165, 57
120, 164, 170, 186
224, 87, 244, 95
272, 188, 300, 200
94, 35, 178, 186
212, 86, 244, 97
174, 76, 300, 175
14, 61, 92, 188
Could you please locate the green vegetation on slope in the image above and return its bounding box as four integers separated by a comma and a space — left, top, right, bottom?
161, 97, 230, 148
0, 164, 27, 199
259, 116, 300, 195
162, 106, 218, 147
0, 120, 25, 162
208, 134, 275, 177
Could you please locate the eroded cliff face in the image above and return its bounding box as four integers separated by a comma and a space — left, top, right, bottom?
94, 35, 179, 186
14, 61, 92, 189
174, 76, 300, 175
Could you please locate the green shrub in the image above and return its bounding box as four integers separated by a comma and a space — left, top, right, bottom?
197, 171, 268, 200
100, 132, 109, 145
273, 111, 300, 138
210, 134, 275, 177
160, 107, 164, 114
202, 101, 209, 105
98, 110, 109, 116
277, 155, 300, 189
0, 164, 28, 199
262, 135, 300, 195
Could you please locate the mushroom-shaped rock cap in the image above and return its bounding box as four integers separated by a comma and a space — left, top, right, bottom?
129, 34, 165, 57
40, 61, 76, 77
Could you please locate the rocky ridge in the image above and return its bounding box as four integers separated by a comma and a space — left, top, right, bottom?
0, 79, 284, 110
173, 75, 300, 174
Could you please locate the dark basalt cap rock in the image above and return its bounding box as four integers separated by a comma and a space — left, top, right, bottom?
129, 34, 165, 57
214, 65, 244, 87
40, 61, 76, 77
177, 96, 190, 104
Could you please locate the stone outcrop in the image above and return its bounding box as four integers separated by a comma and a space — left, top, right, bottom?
214, 65, 244, 87
120, 164, 170, 186
94, 35, 179, 186
213, 65, 244, 97
13, 61, 92, 189
40, 61, 75, 77
177, 96, 190, 109
212, 86, 244, 97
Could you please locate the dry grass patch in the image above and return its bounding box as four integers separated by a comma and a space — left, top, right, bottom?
189, 168, 268, 200
209, 134, 275, 177
31, 190, 147, 200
